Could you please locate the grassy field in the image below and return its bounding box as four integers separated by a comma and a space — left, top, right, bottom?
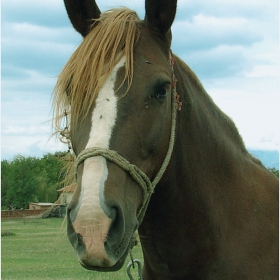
1, 218, 143, 280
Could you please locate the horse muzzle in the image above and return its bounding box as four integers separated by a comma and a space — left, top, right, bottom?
66, 156, 140, 271
67, 201, 137, 270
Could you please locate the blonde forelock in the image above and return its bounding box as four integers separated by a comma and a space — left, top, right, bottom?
53, 8, 141, 134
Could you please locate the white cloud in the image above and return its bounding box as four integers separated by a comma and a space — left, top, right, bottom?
1, 0, 278, 160
2, 22, 79, 44
173, 15, 261, 52
206, 76, 279, 151
2, 125, 49, 136
177, 0, 274, 20
179, 45, 248, 79
2, 22, 80, 77
246, 65, 279, 78
1, 134, 66, 160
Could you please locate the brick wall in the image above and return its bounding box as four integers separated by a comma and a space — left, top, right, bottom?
1, 209, 44, 220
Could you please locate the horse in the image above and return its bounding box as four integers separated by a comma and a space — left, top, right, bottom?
53, 0, 279, 279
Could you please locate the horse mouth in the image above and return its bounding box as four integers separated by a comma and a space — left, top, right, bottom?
80, 247, 129, 271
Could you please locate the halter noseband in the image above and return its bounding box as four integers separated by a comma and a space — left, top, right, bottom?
69, 53, 181, 225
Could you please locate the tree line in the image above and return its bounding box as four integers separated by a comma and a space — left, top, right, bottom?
1, 153, 279, 210
269, 168, 279, 178
1, 152, 72, 210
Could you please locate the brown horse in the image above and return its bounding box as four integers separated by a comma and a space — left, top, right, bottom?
53, 0, 279, 279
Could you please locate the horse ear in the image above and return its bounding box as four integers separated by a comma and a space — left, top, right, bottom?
145, 0, 177, 35
64, 0, 101, 37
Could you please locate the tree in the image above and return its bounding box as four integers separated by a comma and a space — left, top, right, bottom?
1, 152, 69, 209
37, 152, 67, 202
268, 167, 279, 178
4, 155, 39, 209
1, 160, 10, 208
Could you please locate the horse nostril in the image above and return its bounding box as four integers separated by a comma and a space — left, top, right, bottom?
105, 205, 125, 245
111, 207, 120, 227
77, 233, 84, 246
67, 207, 72, 222
105, 206, 117, 220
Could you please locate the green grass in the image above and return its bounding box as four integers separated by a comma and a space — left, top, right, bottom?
1, 218, 143, 280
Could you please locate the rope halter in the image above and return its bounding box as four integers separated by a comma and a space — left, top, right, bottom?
72, 53, 181, 225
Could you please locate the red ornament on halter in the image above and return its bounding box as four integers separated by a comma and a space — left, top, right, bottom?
170, 55, 182, 111
175, 93, 182, 111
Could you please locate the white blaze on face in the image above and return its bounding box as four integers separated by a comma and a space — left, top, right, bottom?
72, 56, 126, 266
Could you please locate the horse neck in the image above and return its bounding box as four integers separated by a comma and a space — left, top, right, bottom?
138, 57, 265, 277
144, 55, 252, 222
171, 56, 250, 198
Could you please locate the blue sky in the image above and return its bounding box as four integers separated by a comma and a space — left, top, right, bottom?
1, 0, 279, 160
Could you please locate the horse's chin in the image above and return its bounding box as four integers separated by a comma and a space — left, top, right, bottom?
80, 248, 129, 271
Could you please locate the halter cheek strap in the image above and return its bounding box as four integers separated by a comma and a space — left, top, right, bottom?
74, 54, 180, 225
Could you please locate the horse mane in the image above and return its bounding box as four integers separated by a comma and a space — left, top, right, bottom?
52, 8, 140, 133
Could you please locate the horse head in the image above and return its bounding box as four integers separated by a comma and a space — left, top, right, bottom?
56, 0, 178, 271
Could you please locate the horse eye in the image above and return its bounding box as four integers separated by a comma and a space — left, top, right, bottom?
154, 84, 170, 99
